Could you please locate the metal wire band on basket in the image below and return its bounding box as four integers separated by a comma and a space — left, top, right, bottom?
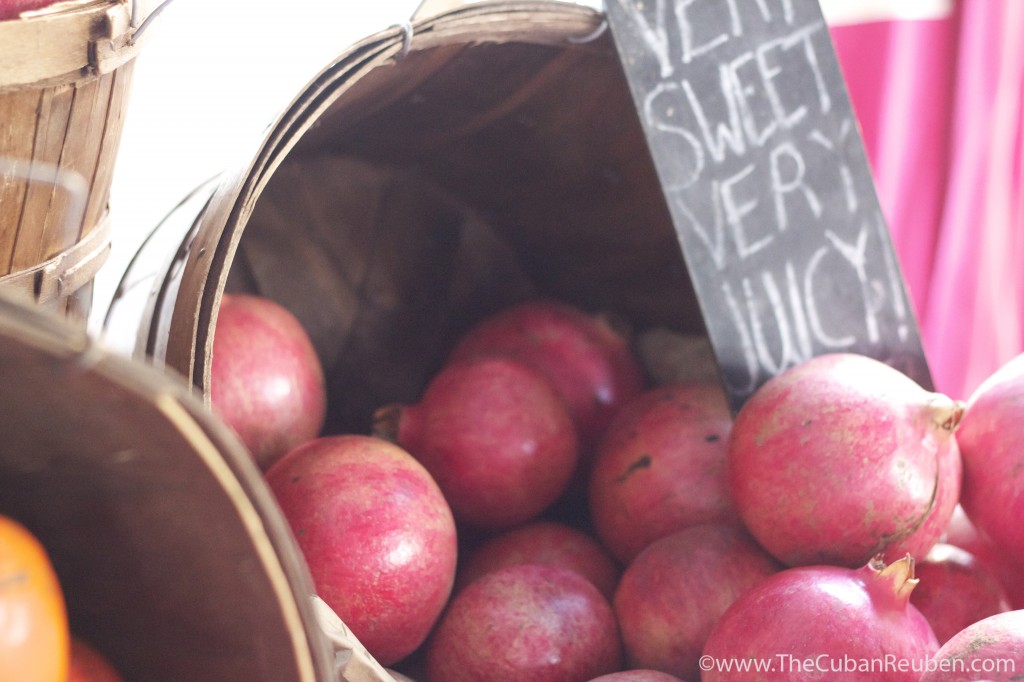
0, 0, 142, 92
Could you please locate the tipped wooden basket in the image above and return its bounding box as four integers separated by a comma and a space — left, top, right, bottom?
0, 288, 384, 680
100, 1, 710, 677
0, 0, 145, 323
102, 0, 705, 426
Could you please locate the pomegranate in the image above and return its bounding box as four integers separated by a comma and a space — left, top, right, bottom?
0, 0, 55, 20
955, 352, 1024, 564
264, 435, 457, 666
612, 524, 782, 680
910, 543, 1011, 644
588, 381, 738, 563
728, 352, 963, 567
447, 299, 645, 456
424, 563, 622, 682
586, 672, 687, 681
919, 610, 1024, 681
374, 355, 578, 529
210, 293, 326, 470
456, 520, 621, 600
702, 555, 940, 681
944, 505, 1024, 609
68, 637, 122, 682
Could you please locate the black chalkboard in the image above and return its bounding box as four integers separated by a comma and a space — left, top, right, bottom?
605, 0, 934, 413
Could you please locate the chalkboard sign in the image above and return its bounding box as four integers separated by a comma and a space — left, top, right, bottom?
604, 0, 934, 413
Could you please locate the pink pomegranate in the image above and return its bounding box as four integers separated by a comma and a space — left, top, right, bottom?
448, 299, 645, 455
919, 610, 1024, 681
883, 436, 963, 564
424, 563, 623, 682
955, 352, 1024, 565
0, 0, 55, 20
728, 353, 964, 567
586, 672, 687, 681
588, 381, 738, 563
702, 556, 940, 681
612, 524, 782, 680
374, 355, 578, 529
944, 505, 1024, 609
910, 543, 1011, 644
264, 435, 457, 666
456, 520, 621, 600
210, 293, 326, 470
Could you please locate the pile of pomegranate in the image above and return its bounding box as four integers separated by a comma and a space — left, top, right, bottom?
211, 293, 1024, 681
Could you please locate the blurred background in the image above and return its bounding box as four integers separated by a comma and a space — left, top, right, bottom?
95, 0, 1023, 402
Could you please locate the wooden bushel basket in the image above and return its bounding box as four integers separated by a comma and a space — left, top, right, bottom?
103, 0, 704, 423
100, 1, 707, 676
0, 289, 347, 681
0, 0, 144, 324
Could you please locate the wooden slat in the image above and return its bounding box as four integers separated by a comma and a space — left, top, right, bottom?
67, 72, 112, 241
0, 88, 41, 276
0, 46, 135, 315
40, 75, 102, 250
0, 0, 138, 92
11, 84, 74, 271
82, 62, 132, 235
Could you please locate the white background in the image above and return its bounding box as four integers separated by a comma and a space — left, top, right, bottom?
94, 0, 437, 331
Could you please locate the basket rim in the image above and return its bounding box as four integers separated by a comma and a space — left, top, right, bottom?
0, 289, 336, 681
155, 0, 608, 393
0, 0, 141, 91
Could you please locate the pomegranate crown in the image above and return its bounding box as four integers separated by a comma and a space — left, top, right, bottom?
867, 553, 919, 603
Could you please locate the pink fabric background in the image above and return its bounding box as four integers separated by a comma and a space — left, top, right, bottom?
829, 1, 1024, 400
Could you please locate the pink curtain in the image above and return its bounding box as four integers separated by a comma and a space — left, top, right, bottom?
828, 1, 1024, 400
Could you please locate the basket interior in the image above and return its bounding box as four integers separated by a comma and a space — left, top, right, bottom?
226, 20, 706, 436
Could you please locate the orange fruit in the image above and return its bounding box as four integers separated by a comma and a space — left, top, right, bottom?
0, 515, 69, 682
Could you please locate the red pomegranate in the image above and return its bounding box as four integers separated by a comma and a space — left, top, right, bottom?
910, 543, 1011, 644
702, 556, 940, 681
210, 293, 326, 470
586, 672, 687, 681
455, 520, 621, 600
728, 353, 963, 567
919, 610, 1024, 681
613, 524, 781, 680
0, 0, 55, 20
943, 505, 1024, 609
955, 352, 1024, 565
375, 355, 578, 529
448, 299, 645, 456
424, 563, 622, 682
588, 381, 738, 563
265, 435, 457, 666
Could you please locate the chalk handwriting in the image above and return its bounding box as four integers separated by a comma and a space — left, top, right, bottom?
607, 0, 931, 407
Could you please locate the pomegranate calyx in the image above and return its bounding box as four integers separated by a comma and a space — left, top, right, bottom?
371, 403, 404, 444
869, 553, 919, 604
925, 393, 966, 432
